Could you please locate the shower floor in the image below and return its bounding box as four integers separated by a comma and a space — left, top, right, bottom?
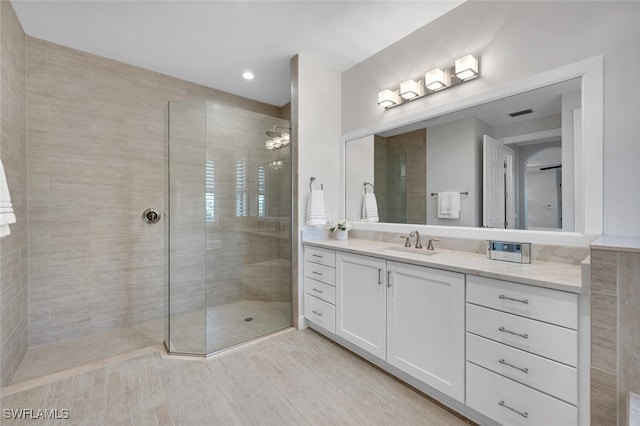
169, 300, 292, 355
10, 300, 291, 386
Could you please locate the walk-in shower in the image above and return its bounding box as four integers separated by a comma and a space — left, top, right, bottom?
166, 101, 292, 355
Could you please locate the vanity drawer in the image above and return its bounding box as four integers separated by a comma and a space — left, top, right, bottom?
304, 293, 336, 333
304, 277, 336, 305
467, 275, 578, 329
467, 362, 577, 426
304, 261, 335, 286
466, 304, 577, 367
304, 246, 336, 268
467, 333, 578, 404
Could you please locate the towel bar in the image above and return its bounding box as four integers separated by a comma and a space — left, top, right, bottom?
363, 182, 375, 193
430, 191, 469, 197
309, 176, 323, 191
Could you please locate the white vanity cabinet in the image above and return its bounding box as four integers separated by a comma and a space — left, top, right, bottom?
335, 251, 465, 402
335, 252, 387, 359
303, 246, 337, 333
465, 275, 579, 426
386, 261, 465, 402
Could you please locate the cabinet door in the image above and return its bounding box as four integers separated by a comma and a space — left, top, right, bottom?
386, 261, 465, 402
336, 252, 387, 359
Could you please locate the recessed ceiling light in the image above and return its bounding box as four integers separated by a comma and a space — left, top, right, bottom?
242, 71, 254, 80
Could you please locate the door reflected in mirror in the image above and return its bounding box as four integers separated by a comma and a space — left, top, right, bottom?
345, 78, 581, 231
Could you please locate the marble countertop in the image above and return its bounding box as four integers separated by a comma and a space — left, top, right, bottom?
591, 234, 640, 253
304, 238, 587, 294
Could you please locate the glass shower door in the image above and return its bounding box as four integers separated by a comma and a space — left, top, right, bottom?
167, 100, 292, 356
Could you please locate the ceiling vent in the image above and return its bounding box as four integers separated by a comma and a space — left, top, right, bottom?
508, 108, 534, 118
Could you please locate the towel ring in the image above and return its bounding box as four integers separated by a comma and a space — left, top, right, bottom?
309, 176, 323, 191
363, 182, 375, 194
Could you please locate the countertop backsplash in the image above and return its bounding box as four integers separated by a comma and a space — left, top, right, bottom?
349, 229, 590, 265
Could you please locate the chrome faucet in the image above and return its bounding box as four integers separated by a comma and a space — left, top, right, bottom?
410, 230, 423, 249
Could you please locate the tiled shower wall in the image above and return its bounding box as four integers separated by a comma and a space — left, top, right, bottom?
0, 2, 27, 387
590, 246, 640, 426
25, 36, 286, 347
168, 101, 291, 315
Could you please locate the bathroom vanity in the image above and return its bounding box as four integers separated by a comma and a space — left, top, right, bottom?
302, 238, 589, 426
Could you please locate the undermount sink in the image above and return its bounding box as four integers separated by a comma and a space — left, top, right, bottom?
378, 246, 439, 256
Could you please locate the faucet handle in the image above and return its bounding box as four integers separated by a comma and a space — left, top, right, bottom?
400, 236, 412, 247
427, 239, 440, 251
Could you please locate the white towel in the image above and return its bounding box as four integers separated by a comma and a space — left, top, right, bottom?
0, 159, 16, 237
306, 189, 328, 226
361, 192, 379, 222
437, 191, 461, 219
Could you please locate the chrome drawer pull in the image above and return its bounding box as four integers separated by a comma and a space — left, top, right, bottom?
312, 271, 323, 276
387, 270, 392, 288
499, 358, 529, 373
498, 400, 528, 418
498, 326, 528, 339
378, 268, 383, 285
311, 310, 323, 317
312, 288, 324, 294
312, 254, 323, 258
499, 294, 529, 304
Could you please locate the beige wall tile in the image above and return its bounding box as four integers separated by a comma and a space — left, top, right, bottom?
591, 367, 618, 425
25, 36, 291, 348
618, 252, 640, 426
591, 249, 618, 295
0, 1, 28, 387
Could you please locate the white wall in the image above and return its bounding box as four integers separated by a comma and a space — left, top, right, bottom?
342, 1, 640, 236
345, 135, 374, 222
426, 117, 483, 227
296, 55, 341, 324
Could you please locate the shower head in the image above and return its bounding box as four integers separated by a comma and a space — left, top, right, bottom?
265, 125, 291, 138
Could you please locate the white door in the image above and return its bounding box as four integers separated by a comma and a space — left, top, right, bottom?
386, 261, 465, 402
504, 146, 516, 229
483, 135, 506, 228
336, 252, 387, 359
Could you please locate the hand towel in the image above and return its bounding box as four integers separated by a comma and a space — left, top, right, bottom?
361, 192, 379, 222
306, 189, 328, 226
437, 191, 461, 219
0, 158, 16, 237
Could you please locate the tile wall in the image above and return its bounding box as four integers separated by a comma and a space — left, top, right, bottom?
0, 1, 27, 388
374, 130, 427, 224
590, 243, 640, 426
25, 36, 288, 347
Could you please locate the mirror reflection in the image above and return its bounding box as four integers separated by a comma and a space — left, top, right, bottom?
345, 78, 581, 231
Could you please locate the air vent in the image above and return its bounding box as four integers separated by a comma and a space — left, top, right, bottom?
508, 108, 534, 118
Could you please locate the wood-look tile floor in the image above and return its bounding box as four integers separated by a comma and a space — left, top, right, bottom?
1, 329, 473, 425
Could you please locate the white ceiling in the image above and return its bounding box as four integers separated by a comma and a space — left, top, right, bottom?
13, 1, 464, 107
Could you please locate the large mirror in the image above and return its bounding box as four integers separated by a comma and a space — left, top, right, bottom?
345, 78, 582, 232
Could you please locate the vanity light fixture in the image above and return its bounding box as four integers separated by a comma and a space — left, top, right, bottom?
400, 79, 424, 100
424, 68, 449, 91
378, 54, 479, 109
454, 55, 478, 81
377, 89, 401, 107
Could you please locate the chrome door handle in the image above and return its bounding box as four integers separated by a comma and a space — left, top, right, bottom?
311, 310, 323, 317
499, 294, 529, 304
499, 358, 529, 373
378, 268, 382, 285
498, 326, 528, 339
387, 270, 392, 287
498, 400, 528, 418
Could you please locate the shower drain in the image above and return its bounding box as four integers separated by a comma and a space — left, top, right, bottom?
244, 317, 253, 322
